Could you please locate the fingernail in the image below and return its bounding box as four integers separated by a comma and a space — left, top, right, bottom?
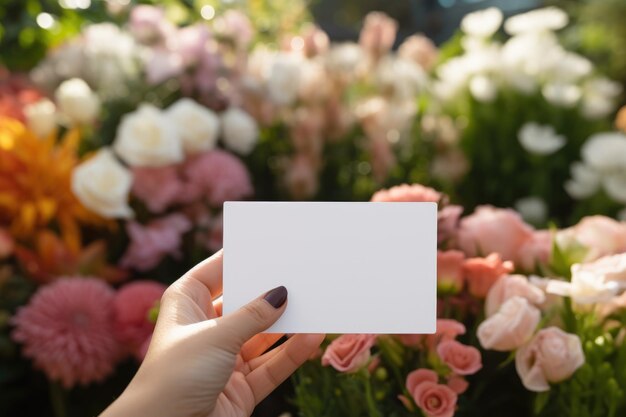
264, 286, 288, 308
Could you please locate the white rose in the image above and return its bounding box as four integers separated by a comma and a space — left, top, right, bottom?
55, 78, 100, 125
267, 53, 303, 106
71, 148, 133, 219
220, 107, 258, 155
546, 265, 620, 304
518, 122, 566, 155
113, 104, 183, 167
461, 7, 503, 38
166, 98, 219, 154
24, 98, 56, 138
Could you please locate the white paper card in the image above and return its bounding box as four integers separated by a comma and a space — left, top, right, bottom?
223, 202, 437, 334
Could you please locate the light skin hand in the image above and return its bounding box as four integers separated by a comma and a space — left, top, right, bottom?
101, 250, 325, 417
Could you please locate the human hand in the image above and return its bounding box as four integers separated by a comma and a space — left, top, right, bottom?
101, 250, 325, 417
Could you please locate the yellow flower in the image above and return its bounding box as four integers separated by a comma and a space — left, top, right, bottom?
0, 117, 107, 250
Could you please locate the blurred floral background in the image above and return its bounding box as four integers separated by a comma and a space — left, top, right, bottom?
2, 0, 626, 416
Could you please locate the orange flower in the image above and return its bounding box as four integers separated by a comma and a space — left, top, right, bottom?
0, 117, 108, 250
616, 106, 626, 133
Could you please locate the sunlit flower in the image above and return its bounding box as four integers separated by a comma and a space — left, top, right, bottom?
0, 118, 106, 248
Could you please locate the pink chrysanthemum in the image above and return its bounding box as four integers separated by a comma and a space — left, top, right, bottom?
183, 149, 253, 207
11, 277, 120, 388
113, 280, 166, 360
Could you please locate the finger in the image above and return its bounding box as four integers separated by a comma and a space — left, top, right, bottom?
184, 249, 224, 299
240, 333, 284, 361
245, 334, 325, 404
214, 286, 288, 352
213, 296, 223, 317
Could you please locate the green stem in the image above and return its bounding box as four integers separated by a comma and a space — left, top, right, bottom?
363, 372, 382, 417
49, 382, 67, 417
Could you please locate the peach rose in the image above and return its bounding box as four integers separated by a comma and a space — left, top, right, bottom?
457, 205, 534, 262
477, 296, 540, 351
413, 382, 458, 417
436, 340, 482, 375
447, 375, 469, 394
406, 368, 438, 394
437, 250, 465, 293
426, 319, 466, 350
485, 275, 546, 317
463, 253, 514, 298
556, 216, 626, 262
371, 183, 441, 203
515, 327, 584, 392
321, 334, 376, 373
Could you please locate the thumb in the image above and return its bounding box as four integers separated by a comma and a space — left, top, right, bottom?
216, 286, 288, 350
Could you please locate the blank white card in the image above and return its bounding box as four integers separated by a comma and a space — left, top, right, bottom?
222, 202, 437, 334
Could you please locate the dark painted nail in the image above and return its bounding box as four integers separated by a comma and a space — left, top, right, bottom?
264, 286, 288, 308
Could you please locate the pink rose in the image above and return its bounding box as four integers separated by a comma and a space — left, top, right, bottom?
457, 205, 534, 263
406, 368, 438, 394
129, 5, 174, 44
425, 319, 466, 350
413, 382, 458, 417
515, 327, 584, 392
438, 205, 463, 244
517, 230, 553, 271
183, 150, 253, 207
436, 340, 482, 376
485, 275, 546, 317
120, 214, 192, 272
446, 375, 469, 394
321, 334, 376, 373
371, 183, 441, 203
557, 216, 626, 262
463, 253, 514, 298
477, 296, 540, 351
359, 12, 398, 57
437, 250, 465, 293
132, 165, 198, 213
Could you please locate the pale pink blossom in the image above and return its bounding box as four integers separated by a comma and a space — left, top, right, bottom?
557, 216, 626, 262
120, 214, 192, 271
413, 382, 458, 417
321, 334, 376, 373
300, 24, 330, 58
477, 296, 540, 351
11, 278, 120, 388
457, 205, 535, 263
398, 34, 439, 71
576, 253, 626, 283
371, 183, 442, 203
359, 12, 398, 57
213, 10, 253, 50
176, 24, 211, 66
485, 275, 546, 317
438, 205, 463, 244
286, 155, 319, 200
183, 150, 253, 207
436, 340, 482, 375
132, 165, 197, 213
446, 375, 469, 394
518, 230, 553, 271
113, 280, 166, 360
437, 250, 465, 293
463, 253, 514, 298
515, 327, 584, 392
129, 5, 174, 44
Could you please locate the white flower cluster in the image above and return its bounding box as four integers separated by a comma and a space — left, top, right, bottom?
30, 23, 141, 99
435, 7, 621, 119
566, 132, 626, 209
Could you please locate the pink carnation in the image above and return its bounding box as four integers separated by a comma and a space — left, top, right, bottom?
371, 183, 442, 203
11, 278, 120, 388
132, 165, 198, 213
120, 214, 192, 272
183, 150, 253, 207
113, 280, 166, 360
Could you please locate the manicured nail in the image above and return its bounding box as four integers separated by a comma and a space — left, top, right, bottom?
264, 286, 288, 308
